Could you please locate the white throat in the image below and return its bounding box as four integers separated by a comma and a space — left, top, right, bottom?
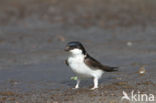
69, 48, 84, 57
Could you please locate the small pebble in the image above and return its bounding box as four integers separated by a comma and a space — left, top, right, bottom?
127, 41, 132, 46
138, 66, 146, 75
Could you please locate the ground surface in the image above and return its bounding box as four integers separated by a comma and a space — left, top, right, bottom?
0, 0, 156, 103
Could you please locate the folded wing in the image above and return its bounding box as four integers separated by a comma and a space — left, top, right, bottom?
84, 54, 118, 72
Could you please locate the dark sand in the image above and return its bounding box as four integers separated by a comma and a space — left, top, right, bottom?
0, 0, 156, 103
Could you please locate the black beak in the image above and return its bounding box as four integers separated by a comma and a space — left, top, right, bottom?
64, 46, 70, 51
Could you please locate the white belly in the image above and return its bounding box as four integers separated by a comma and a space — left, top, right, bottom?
68, 56, 103, 79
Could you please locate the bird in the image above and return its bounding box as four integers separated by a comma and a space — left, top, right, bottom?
64, 41, 118, 90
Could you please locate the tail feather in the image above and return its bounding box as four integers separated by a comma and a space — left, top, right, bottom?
103, 66, 118, 72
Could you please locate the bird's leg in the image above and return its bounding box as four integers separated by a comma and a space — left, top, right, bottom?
74, 78, 80, 89
91, 78, 98, 90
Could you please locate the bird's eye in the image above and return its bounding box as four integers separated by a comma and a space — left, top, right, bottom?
70, 46, 75, 50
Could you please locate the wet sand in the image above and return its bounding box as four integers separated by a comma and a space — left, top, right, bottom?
0, 0, 156, 102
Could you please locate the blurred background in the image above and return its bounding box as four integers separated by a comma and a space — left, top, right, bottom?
0, 0, 156, 102
0, 0, 156, 27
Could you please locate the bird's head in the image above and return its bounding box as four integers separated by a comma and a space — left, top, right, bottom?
65, 41, 86, 55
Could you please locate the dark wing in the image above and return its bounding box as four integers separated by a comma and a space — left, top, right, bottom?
84, 54, 118, 72
65, 59, 69, 66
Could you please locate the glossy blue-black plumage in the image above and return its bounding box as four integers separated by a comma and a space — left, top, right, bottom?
65, 41, 86, 55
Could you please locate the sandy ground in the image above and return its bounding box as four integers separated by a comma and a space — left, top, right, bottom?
0, 0, 156, 103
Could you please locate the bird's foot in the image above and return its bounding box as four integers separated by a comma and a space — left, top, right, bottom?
72, 87, 79, 90
72, 85, 79, 89
90, 87, 98, 90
